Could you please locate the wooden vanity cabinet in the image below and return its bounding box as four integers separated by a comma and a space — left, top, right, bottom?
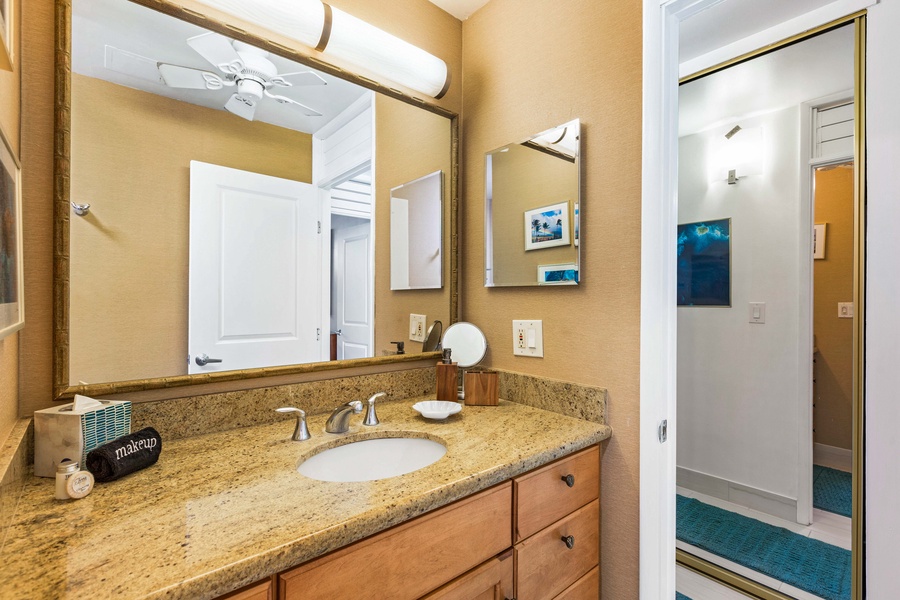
278, 482, 512, 600
214, 444, 601, 600
216, 578, 274, 600
513, 445, 601, 600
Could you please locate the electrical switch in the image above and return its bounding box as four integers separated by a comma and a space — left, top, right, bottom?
512, 320, 544, 357
749, 302, 765, 324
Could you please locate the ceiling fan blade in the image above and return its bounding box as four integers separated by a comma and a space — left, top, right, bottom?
264, 92, 323, 117
104, 45, 164, 84
224, 92, 258, 121
158, 63, 225, 90
270, 71, 327, 88
186, 32, 243, 74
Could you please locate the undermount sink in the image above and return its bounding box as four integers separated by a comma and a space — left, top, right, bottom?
297, 437, 447, 482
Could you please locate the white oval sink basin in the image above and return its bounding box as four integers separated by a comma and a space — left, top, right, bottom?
298, 437, 447, 482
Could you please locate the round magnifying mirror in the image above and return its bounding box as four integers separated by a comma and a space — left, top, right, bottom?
442, 322, 487, 368
423, 320, 443, 352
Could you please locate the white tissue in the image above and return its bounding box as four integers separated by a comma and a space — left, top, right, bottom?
72, 394, 104, 413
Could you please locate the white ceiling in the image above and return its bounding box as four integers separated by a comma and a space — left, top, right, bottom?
679, 24, 854, 137
72, 0, 369, 134
427, 0, 491, 20
679, 0, 848, 62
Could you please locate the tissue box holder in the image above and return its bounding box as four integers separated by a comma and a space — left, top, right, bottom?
34, 400, 132, 478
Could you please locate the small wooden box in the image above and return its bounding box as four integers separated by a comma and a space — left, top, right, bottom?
464, 370, 499, 406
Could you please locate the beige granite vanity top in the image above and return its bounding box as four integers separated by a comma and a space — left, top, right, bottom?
0, 399, 610, 600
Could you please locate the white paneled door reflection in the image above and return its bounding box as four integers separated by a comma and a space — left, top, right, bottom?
188, 161, 322, 374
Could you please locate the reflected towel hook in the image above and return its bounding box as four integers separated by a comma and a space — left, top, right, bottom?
71, 202, 91, 216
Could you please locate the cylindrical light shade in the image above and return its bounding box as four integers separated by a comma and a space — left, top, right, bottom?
326, 7, 450, 98
192, 0, 327, 49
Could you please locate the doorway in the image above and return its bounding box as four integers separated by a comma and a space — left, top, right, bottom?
672, 19, 862, 600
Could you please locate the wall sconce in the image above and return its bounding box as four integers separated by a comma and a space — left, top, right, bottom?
710, 125, 763, 184
193, 0, 451, 99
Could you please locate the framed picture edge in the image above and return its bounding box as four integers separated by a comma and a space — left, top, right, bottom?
537, 262, 579, 286
524, 200, 571, 251
813, 222, 827, 260
0, 0, 14, 72
0, 121, 24, 341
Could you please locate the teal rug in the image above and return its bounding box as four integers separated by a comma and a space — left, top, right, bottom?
813, 465, 852, 518
677, 495, 851, 600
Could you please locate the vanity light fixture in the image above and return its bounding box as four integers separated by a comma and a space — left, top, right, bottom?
715, 124, 763, 185
192, 0, 451, 99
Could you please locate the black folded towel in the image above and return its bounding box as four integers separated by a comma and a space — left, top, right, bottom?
86, 427, 162, 483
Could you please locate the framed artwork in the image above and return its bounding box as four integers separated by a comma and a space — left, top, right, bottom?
524, 201, 571, 251
677, 218, 731, 307
538, 263, 578, 285
0, 129, 23, 340
814, 223, 827, 260
0, 0, 13, 71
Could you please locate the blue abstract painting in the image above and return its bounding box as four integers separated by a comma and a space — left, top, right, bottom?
677, 218, 730, 306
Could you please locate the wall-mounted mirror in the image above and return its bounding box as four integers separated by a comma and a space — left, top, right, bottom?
484, 119, 580, 287
54, 0, 456, 398
391, 170, 443, 290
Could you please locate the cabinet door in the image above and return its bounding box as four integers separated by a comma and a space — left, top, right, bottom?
515, 500, 600, 600
422, 550, 514, 600
215, 578, 273, 600
279, 482, 512, 600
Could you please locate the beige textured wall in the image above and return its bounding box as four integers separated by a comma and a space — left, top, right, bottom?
19, 0, 461, 415
0, 0, 20, 440
490, 144, 578, 284
462, 1, 643, 597
69, 75, 312, 385
374, 94, 452, 355
813, 164, 854, 450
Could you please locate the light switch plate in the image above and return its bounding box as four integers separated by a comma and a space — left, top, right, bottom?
749, 302, 766, 324
838, 302, 854, 318
513, 320, 543, 357
410, 314, 427, 342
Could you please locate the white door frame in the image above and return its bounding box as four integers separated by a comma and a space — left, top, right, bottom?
640, 1, 872, 597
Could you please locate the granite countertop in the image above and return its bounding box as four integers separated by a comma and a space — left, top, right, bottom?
0, 399, 610, 600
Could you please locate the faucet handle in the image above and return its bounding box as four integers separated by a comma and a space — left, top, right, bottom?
364, 392, 386, 426
276, 407, 311, 441
348, 400, 363, 413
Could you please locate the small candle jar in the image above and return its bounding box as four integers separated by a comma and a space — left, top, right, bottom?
55, 459, 80, 500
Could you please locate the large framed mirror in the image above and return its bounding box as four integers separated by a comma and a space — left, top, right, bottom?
484, 119, 580, 287
53, 0, 457, 399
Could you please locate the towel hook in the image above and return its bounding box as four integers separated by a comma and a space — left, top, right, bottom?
71, 202, 91, 216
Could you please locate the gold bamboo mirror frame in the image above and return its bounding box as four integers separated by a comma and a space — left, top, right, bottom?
52, 0, 458, 400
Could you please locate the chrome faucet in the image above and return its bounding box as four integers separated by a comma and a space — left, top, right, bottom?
363, 392, 386, 426
275, 407, 311, 441
325, 400, 363, 433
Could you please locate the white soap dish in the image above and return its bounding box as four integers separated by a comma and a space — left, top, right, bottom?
412, 401, 462, 420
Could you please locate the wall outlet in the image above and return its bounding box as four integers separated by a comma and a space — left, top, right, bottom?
512, 320, 543, 357
838, 302, 854, 318
410, 314, 427, 342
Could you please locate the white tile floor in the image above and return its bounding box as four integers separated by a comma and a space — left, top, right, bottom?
675, 486, 852, 600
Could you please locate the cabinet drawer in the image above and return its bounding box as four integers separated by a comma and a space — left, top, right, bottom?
216, 578, 273, 600
421, 549, 514, 600
514, 445, 599, 541
279, 482, 512, 600
552, 565, 599, 600
515, 499, 600, 600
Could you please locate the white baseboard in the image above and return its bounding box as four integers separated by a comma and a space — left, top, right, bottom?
676, 466, 799, 523
813, 442, 852, 472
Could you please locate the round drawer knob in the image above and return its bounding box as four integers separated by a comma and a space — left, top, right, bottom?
561, 535, 575, 549
561, 474, 575, 487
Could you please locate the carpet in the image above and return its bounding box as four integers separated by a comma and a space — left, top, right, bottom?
677, 495, 851, 600
813, 465, 852, 518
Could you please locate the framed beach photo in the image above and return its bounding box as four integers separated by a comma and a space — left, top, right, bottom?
0, 129, 23, 340
677, 218, 731, 307
524, 201, 571, 251
538, 263, 579, 285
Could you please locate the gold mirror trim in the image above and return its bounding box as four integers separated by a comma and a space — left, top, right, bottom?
676, 550, 789, 600
52, 0, 459, 400
676, 13, 867, 598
